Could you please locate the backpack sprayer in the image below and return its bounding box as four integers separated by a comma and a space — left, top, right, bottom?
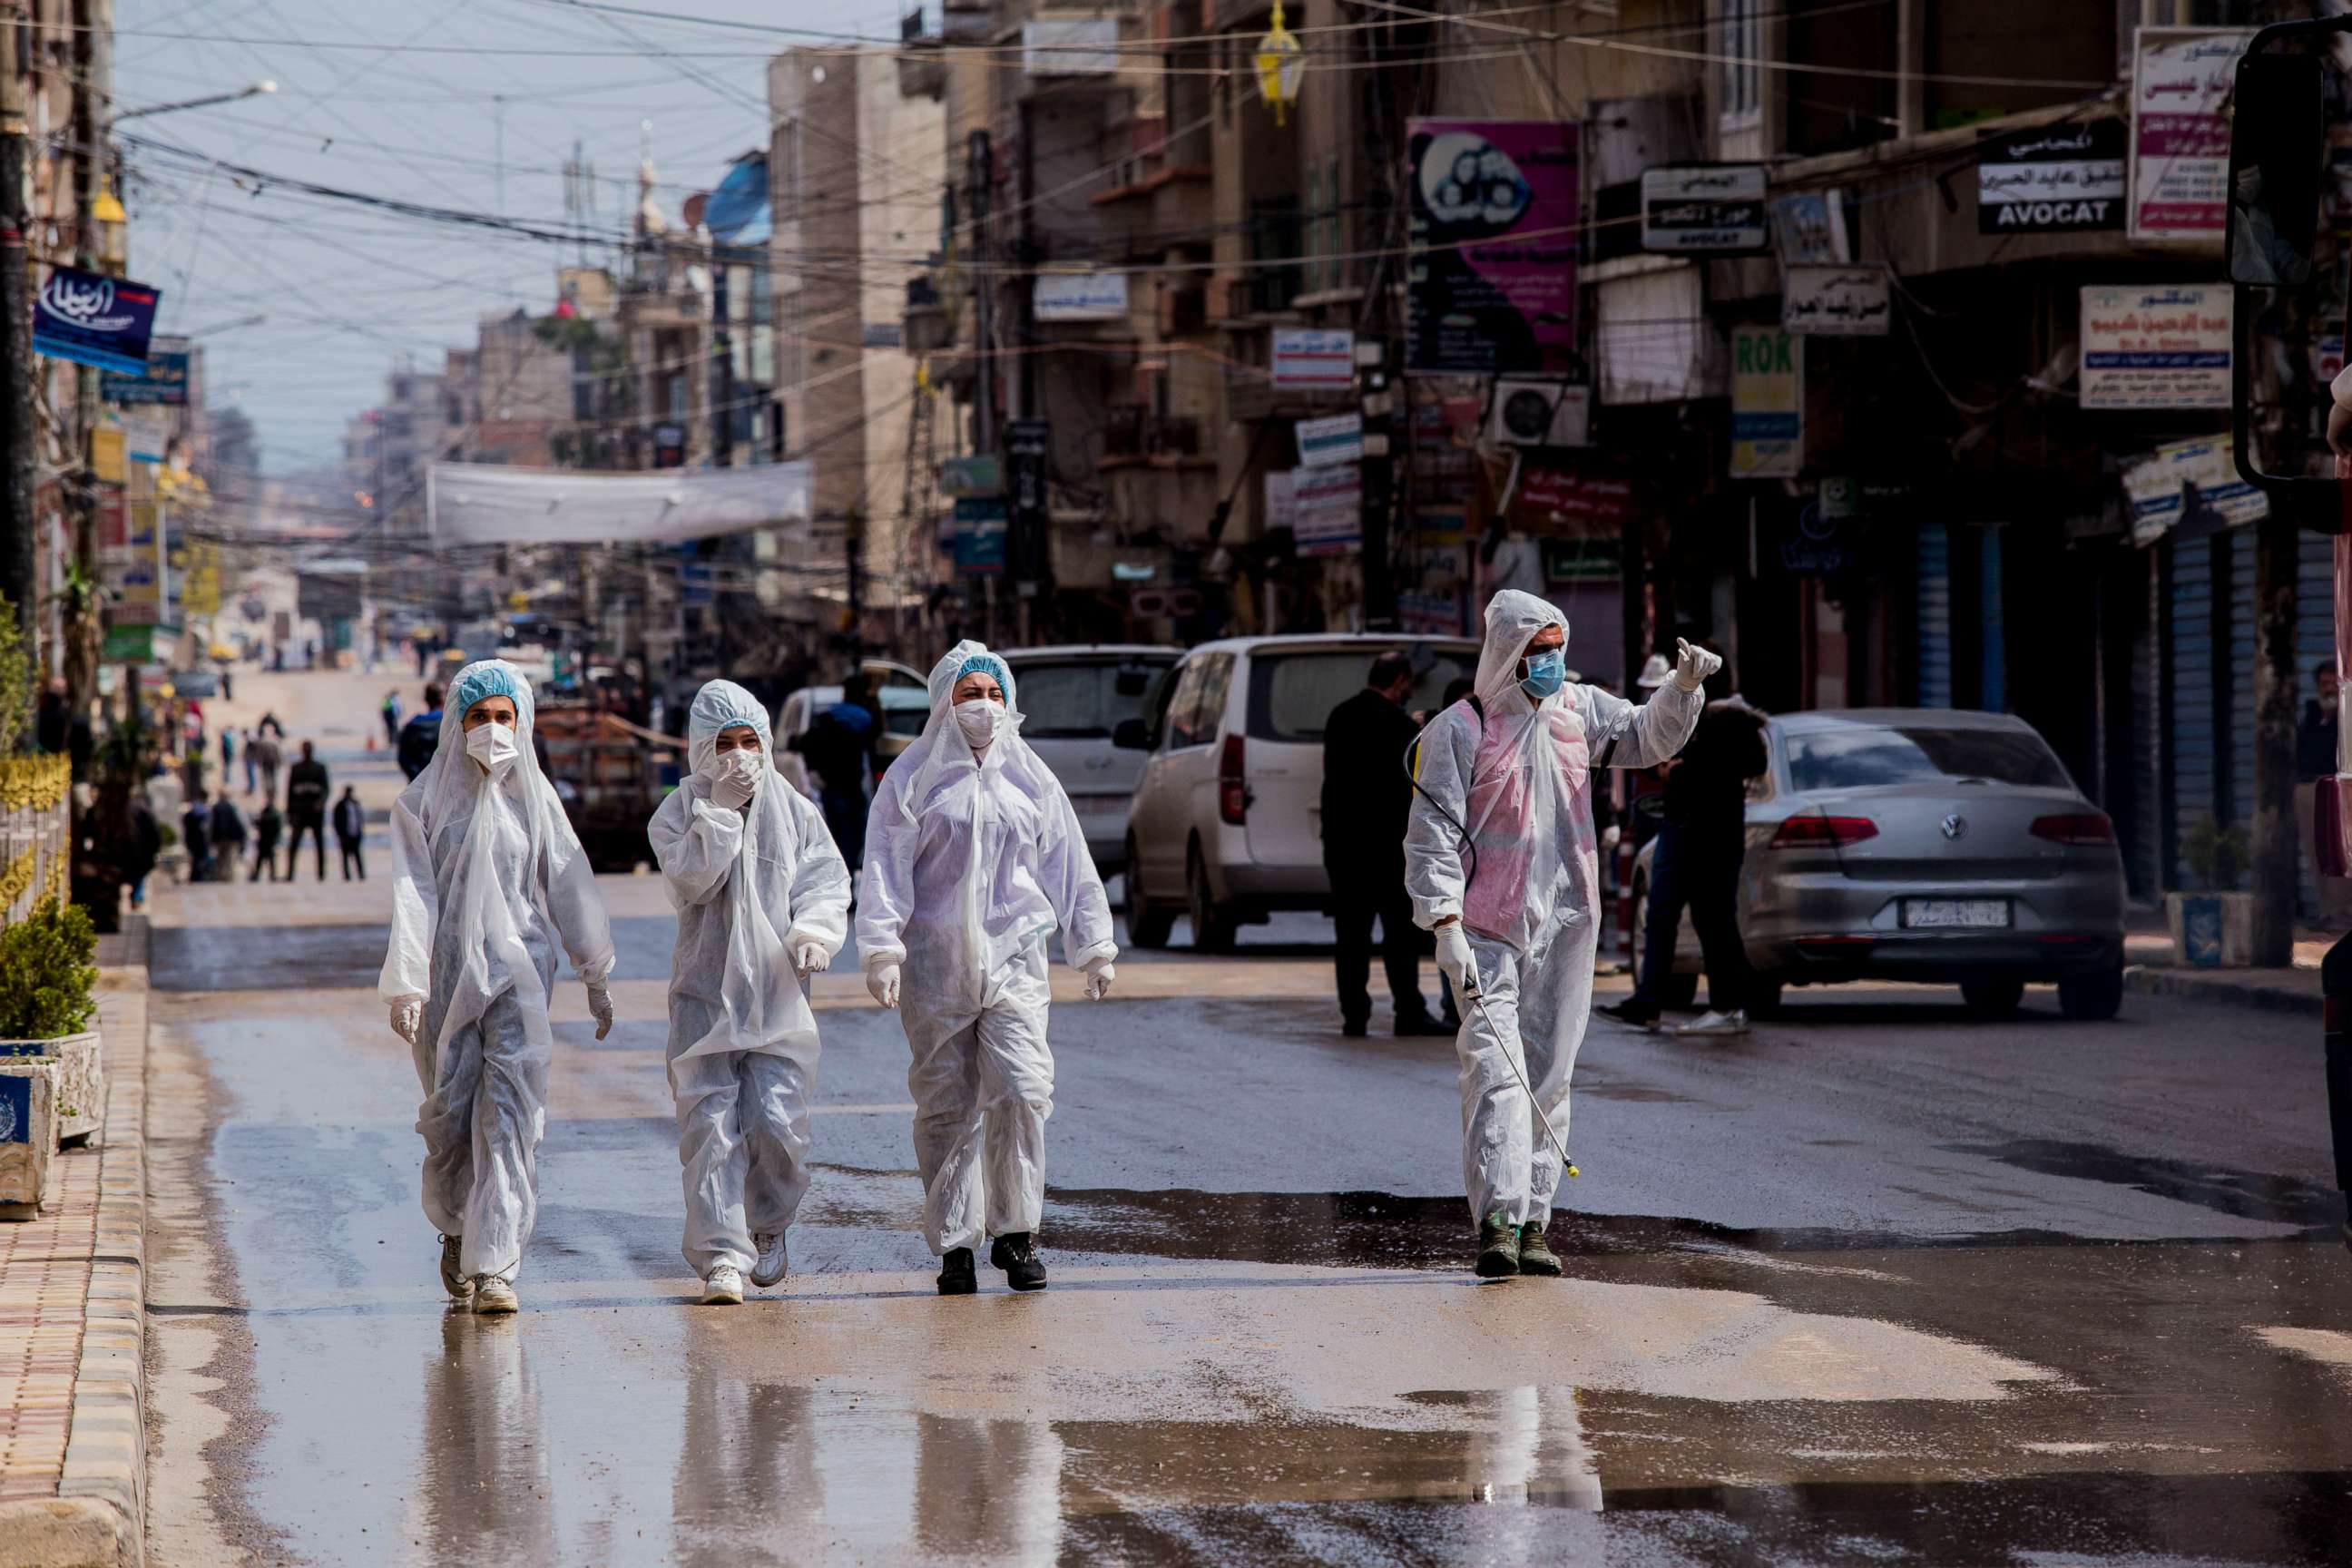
1402, 710, 1579, 1181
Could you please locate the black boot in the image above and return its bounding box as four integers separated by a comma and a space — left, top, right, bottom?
1475, 1215, 1522, 1278
1516, 1220, 1563, 1277
936, 1247, 976, 1296
989, 1232, 1049, 1291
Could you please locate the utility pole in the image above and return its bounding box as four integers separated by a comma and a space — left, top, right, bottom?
2251, 508, 2299, 966
967, 130, 995, 459
72, 0, 106, 710
0, 6, 32, 662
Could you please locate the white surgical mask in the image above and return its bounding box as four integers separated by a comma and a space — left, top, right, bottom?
466, 721, 518, 775
954, 699, 1005, 750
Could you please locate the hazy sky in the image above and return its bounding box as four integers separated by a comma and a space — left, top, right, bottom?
116, 0, 904, 477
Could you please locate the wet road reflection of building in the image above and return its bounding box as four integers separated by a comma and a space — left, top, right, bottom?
416, 1312, 554, 1567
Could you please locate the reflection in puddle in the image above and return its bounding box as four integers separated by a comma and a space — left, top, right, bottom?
416, 1312, 554, 1566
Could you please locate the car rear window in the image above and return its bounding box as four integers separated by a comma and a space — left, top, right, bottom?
1785, 725, 2071, 792
1014, 659, 1176, 740
879, 691, 929, 738
1246, 647, 1478, 742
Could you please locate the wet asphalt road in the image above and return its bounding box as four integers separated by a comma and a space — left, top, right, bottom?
139, 676, 2352, 1566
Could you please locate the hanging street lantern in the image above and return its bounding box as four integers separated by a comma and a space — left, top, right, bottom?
89, 183, 127, 273
1255, 1, 1304, 126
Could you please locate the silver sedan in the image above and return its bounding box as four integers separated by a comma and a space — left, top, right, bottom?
1628, 708, 2128, 1019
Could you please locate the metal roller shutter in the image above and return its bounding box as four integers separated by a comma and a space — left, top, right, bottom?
2169, 534, 2217, 887
1916, 523, 1952, 708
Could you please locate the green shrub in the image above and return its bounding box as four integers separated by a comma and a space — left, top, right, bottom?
0, 897, 99, 1039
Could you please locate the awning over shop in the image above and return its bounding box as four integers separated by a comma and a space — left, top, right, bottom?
427, 461, 813, 546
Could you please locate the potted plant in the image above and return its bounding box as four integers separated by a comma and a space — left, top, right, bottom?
0, 897, 102, 1210
2166, 817, 2255, 967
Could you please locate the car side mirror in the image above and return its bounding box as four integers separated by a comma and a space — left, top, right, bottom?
1112, 718, 1151, 750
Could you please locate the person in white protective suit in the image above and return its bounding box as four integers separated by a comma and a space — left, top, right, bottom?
1406, 591, 1717, 1279
855, 642, 1118, 1296
649, 681, 851, 1306
381, 660, 616, 1316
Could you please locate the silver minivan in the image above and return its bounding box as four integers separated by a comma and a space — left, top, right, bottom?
1114, 634, 1480, 949
998, 644, 1181, 872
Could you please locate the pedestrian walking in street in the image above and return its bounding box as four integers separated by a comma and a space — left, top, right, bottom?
1602, 652, 1767, 1037
1321, 651, 1451, 1038
795, 674, 877, 871
651, 681, 850, 1306
251, 799, 283, 882
381, 660, 615, 1316
2298, 660, 2352, 928
333, 786, 367, 880
250, 730, 282, 801
1406, 590, 1710, 1279
856, 642, 1116, 1297
382, 689, 403, 747
398, 683, 445, 782
121, 794, 161, 909
285, 740, 330, 880
210, 793, 248, 876
220, 725, 237, 787
181, 790, 215, 883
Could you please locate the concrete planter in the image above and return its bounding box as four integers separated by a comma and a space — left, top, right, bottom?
2166, 890, 2256, 968
0, 1030, 103, 1146
0, 1058, 59, 1211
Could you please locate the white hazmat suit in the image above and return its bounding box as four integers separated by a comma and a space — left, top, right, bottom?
855, 643, 1117, 1257
1406, 592, 1701, 1228
380, 660, 615, 1287
649, 681, 851, 1280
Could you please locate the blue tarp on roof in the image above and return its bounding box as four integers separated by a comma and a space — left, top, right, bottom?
703, 154, 770, 248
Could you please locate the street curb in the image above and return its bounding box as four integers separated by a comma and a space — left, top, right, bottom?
2122, 963, 2323, 1017
0, 919, 149, 1568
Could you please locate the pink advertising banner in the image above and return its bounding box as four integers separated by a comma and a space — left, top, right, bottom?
1406, 119, 1580, 377
2128, 27, 2250, 241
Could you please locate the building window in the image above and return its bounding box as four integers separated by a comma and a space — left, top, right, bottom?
1717, 0, 1760, 129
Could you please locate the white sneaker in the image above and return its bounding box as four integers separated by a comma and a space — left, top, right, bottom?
750, 1233, 789, 1289
439, 1235, 471, 1299
701, 1264, 744, 1306
471, 1273, 519, 1315
1676, 1008, 1750, 1037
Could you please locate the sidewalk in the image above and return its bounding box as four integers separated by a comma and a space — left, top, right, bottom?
2122, 926, 2328, 1017
0, 918, 150, 1568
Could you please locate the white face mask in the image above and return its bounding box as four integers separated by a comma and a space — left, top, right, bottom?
710, 747, 762, 786
954, 698, 1005, 751
466, 721, 519, 775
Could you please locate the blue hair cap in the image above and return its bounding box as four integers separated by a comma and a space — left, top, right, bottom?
955, 653, 1009, 691
452, 661, 524, 718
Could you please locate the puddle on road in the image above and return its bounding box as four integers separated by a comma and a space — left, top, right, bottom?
1951, 1138, 2346, 1229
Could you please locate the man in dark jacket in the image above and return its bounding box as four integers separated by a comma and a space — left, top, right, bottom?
332, 786, 367, 880
1604, 649, 1768, 1036
397, 684, 445, 781
1321, 651, 1449, 1037
251, 799, 283, 883
209, 794, 248, 875
181, 791, 215, 883
796, 674, 877, 868
284, 741, 330, 881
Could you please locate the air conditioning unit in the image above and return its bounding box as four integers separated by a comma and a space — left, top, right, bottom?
1485, 379, 1591, 448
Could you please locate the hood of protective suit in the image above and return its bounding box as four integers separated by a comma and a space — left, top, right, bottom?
686, 678, 775, 778
1473, 589, 1570, 708
887, 640, 1047, 827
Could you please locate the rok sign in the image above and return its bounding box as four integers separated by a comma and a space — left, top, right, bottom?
34, 265, 162, 375
1976, 120, 2124, 234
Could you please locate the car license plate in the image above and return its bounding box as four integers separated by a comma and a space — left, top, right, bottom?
1902, 898, 2011, 929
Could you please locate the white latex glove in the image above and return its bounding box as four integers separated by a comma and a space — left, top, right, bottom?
586, 981, 614, 1041
389, 997, 422, 1046
1602, 823, 1622, 850
1434, 920, 1479, 999
792, 940, 829, 979
867, 961, 901, 1009
1672, 637, 1722, 694
1083, 956, 1114, 1001
710, 753, 759, 810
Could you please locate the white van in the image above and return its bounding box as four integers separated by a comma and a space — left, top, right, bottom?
997, 644, 1181, 871
1115, 633, 1480, 948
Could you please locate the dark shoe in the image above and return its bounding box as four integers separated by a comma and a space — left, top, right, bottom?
936, 1247, 976, 1296
1599, 997, 1661, 1029
1341, 1018, 1368, 1038
989, 1232, 1048, 1291
1475, 1216, 1521, 1278
1517, 1221, 1563, 1276
1395, 1011, 1454, 1037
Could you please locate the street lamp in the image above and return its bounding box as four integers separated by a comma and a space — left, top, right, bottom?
110, 80, 276, 126
1254, 3, 1303, 126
